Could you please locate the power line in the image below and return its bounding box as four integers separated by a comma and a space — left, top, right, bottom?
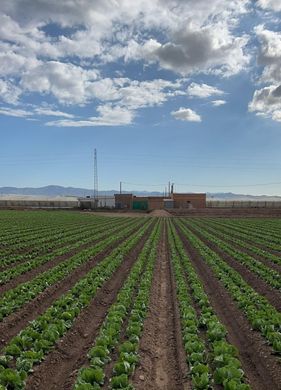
121, 180, 281, 189
175, 182, 281, 188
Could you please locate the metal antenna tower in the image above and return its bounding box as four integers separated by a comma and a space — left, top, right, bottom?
94, 149, 98, 207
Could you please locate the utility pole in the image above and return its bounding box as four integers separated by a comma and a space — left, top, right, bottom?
93, 149, 98, 208
168, 181, 171, 197
120, 181, 122, 194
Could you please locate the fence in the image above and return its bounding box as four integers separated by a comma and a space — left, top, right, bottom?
207, 200, 281, 208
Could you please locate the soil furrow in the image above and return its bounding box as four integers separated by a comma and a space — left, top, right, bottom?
174, 223, 281, 390
0, 220, 134, 295
198, 222, 281, 272
133, 221, 188, 390
184, 223, 281, 311
0, 223, 145, 349
208, 220, 281, 255
25, 222, 154, 390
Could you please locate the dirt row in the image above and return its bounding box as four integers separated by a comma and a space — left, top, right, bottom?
193, 221, 281, 274
133, 223, 189, 390
203, 219, 281, 257
0, 219, 133, 294
2, 216, 280, 390
0, 222, 148, 349
174, 222, 281, 390
182, 221, 281, 312
0, 219, 115, 272
25, 221, 155, 390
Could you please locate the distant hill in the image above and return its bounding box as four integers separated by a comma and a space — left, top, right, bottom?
0, 186, 280, 201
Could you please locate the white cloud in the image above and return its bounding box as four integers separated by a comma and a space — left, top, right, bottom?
20, 61, 99, 105
255, 26, 281, 84
187, 83, 224, 98
0, 107, 32, 117
257, 0, 281, 12
0, 79, 22, 104
248, 85, 281, 122
249, 25, 281, 122
171, 107, 201, 122
124, 22, 250, 77
46, 104, 134, 127
34, 107, 75, 118
211, 100, 227, 106
0, 0, 275, 125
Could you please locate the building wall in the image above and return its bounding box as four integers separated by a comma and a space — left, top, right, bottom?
114, 193, 206, 210
172, 193, 206, 209
148, 197, 164, 210
115, 194, 133, 209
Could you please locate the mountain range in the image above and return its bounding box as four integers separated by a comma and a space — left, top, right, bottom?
0, 185, 280, 201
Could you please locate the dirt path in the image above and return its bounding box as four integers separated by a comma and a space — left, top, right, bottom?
25, 223, 154, 390
175, 223, 281, 390
133, 222, 189, 390
149, 209, 171, 217
185, 223, 281, 311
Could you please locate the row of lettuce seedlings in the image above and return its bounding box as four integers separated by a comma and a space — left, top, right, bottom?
175, 219, 281, 356
0, 213, 85, 245
182, 219, 281, 290
0, 218, 145, 323
0, 216, 129, 266
74, 219, 162, 389
207, 218, 281, 251
168, 220, 250, 390
0, 219, 153, 389
194, 219, 281, 266
0, 213, 105, 254
0, 217, 138, 285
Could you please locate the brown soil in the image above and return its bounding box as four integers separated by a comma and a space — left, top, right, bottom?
169, 208, 281, 217
0, 219, 134, 295
174, 222, 281, 390
0, 221, 114, 272
25, 223, 154, 390
200, 221, 281, 264
185, 223, 281, 311
0, 222, 146, 349
149, 209, 172, 217
202, 223, 281, 274
133, 222, 189, 390
83, 211, 151, 218
0, 244, 115, 349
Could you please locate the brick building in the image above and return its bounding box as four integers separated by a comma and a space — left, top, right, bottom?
114, 193, 206, 210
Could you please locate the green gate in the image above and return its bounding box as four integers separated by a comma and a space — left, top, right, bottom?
132, 200, 148, 210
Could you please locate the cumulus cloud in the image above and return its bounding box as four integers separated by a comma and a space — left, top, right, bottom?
255, 26, 281, 84
257, 0, 281, 12
187, 83, 224, 98
211, 100, 227, 106
0, 0, 277, 125
249, 25, 281, 122
171, 107, 201, 122
46, 104, 134, 127
21, 61, 99, 105
248, 85, 281, 122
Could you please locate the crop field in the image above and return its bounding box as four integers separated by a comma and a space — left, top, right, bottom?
0, 211, 280, 390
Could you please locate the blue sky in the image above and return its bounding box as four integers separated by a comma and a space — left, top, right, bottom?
0, 0, 281, 195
